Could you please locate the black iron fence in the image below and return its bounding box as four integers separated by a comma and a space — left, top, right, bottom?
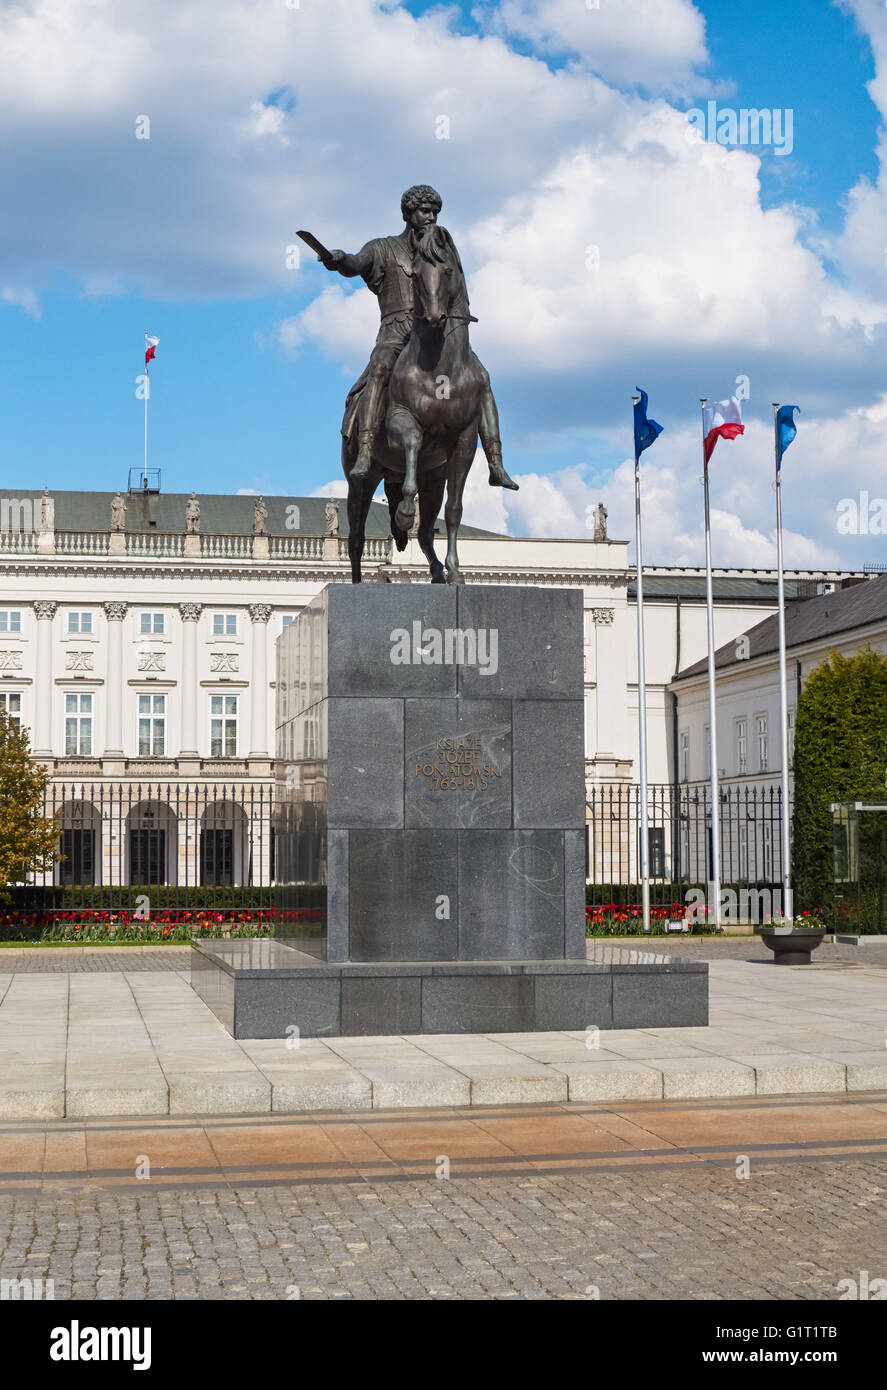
585, 782, 786, 913
7, 777, 787, 921
9, 781, 275, 913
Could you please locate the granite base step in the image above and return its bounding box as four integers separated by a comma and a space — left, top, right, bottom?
190, 938, 709, 1039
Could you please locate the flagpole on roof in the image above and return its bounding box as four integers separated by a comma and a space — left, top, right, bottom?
701, 398, 722, 932
774, 402, 792, 921
144, 331, 149, 489
632, 394, 651, 935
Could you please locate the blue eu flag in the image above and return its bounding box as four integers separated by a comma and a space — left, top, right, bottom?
634, 388, 663, 459
776, 404, 800, 470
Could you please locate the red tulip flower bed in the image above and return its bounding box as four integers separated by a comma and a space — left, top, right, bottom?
0, 908, 278, 943
586, 902, 717, 936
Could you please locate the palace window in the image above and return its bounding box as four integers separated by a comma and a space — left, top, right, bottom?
0, 691, 21, 729
281, 615, 295, 630
703, 724, 710, 779
65, 693, 93, 755
736, 718, 748, 774
0, 610, 21, 633
756, 714, 768, 773
679, 730, 689, 782
648, 826, 666, 879
212, 613, 237, 636
138, 694, 166, 756
210, 695, 238, 756
67, 611, 93, 634
140, 612, 165, 634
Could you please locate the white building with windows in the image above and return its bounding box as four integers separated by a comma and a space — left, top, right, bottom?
669, 574, 887, 886
0, 484, 864, 890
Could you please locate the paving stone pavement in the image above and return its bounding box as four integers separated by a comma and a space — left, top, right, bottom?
0, 947, 190, 972
0, 1156, 884, 1300
3, 953, 887, 1117
1, 939, 885, 970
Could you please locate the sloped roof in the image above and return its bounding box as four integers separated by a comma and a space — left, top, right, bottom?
0, 490, 501, 539
629, 575, 817, 602
674, 577, 887, 680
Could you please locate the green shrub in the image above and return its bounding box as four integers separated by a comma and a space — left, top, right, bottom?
793, 648, 887, 921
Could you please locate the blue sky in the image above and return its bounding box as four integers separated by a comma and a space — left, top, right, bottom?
1, 0, 886, 566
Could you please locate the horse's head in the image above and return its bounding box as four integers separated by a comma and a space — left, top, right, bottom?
412, 225, 460, 331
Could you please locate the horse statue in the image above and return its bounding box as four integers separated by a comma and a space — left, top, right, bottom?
342, 225, 507, 584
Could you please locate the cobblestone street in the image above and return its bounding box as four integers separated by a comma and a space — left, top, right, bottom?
2, 1096, 886, 1300
2, 1158, 885, 1301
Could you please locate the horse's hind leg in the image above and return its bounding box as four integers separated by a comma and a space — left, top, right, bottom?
417, 475, 446, 583
346, 467, 381, 584
444, 426, 477, 585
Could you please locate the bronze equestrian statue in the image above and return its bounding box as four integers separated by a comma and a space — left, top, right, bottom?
301, 184, 517, 583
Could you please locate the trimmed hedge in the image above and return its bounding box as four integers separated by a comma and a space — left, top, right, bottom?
793, 648, 887, 922
586, 882, 778, 907
2, 884, 272, 911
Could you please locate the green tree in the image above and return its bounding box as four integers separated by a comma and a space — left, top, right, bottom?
0, 710, 58, 898
792, 647, 887, 915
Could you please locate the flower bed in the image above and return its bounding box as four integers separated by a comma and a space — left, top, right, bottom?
585, 904, 826, 936
0, 908, 278, 943
586, 902, 717, 936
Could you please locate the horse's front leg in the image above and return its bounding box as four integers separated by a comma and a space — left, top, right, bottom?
387, 405, 422, 532
444, 424, 477, 584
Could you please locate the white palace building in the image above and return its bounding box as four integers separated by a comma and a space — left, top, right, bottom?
0, 483, 865, 894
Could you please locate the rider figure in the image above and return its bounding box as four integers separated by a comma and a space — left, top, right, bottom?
317, 184, 517, 489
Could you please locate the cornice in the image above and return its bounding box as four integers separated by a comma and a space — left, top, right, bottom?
0, 561, 630, 588
376, 569, 629, 588
0, 563, 357, 583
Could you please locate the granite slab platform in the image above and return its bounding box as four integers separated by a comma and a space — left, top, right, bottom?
190, 939, 709, 1039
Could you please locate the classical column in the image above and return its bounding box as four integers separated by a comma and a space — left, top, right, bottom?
248, 604, 272, 756
32, 600, 57, 755
102, 601, 128, 755
178, 603, 203, 757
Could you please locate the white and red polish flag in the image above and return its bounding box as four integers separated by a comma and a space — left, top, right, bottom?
145, 336, 159, 368
703, 396, 744, 466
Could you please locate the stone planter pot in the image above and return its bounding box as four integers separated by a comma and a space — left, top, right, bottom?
760, 927, 826, 965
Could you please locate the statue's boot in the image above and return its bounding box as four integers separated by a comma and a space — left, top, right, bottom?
350, 374, 387, 480
350, 432, 374, 480
486, 445, 519, 491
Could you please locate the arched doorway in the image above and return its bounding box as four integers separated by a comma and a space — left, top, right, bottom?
56, 800, 102, 886
200, 799, 248, 886
125, 800, 178, 886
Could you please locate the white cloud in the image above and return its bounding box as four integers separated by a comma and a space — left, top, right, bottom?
1, 287, 40, 317
277, 285, 378, 368
0, 0, 885, 567
486, 0, 709, 89
311, 479, 350, 499
831, 1, 887, 297
459, 450, 510, 533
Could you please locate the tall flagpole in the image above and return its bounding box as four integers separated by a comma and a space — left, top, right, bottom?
774, 402, 792, 921
701, 398, 721, 931
144, 331, 149, 488
633, 394, 651, 934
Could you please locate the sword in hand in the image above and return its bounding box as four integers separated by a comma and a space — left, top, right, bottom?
297, 230, 344, 269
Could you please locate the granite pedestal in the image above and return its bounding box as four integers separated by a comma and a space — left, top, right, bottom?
191, 584, 709, 1036
191, 938, 709, 1038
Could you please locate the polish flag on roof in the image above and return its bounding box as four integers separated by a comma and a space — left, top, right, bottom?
145, 336, 159, 368
703, 397, 744, 466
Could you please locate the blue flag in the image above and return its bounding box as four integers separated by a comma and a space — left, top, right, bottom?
634, 388, 663, 459
776, 404, 800, 469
